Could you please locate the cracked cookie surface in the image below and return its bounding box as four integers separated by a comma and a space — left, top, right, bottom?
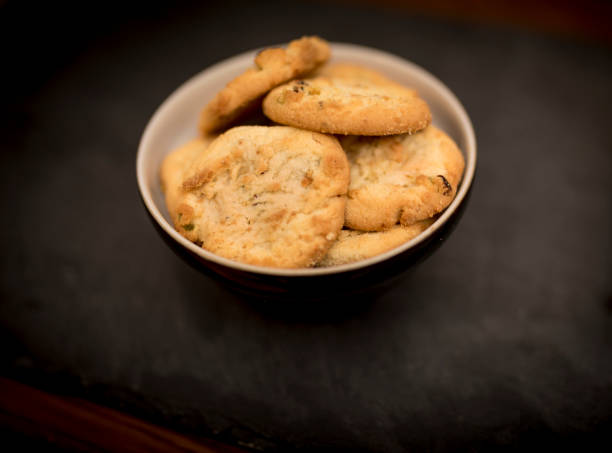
262, 76, 430, 135
342, 126, 465, 231
319, 219, 434, 267
178, 126, 350, 268
199, 36, 330, 134
160, 136, 215, 228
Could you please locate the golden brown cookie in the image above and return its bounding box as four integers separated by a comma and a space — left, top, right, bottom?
160, 136, 215, 226
314, 62, 400, 86
343, 126, 465, 231
199, 36, 330, 134
318, 219, 434, 267
178, 126, 350, 268
262, 76, 431, 135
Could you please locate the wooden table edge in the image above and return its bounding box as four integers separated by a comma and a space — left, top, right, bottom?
0, 377, 248, 453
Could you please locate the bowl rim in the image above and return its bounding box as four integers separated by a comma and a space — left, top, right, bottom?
136, 42, 477, 277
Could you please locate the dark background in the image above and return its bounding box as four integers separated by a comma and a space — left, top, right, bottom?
1, 0, 612, 451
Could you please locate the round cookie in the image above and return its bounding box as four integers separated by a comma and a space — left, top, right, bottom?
343, 126, 465, 231
314, 62, 401, 87
262, 76, 431, 135
160, 136, 215, 226
199, 36, 330, 134
318, 220, 434, 267
179, 126, 350, 268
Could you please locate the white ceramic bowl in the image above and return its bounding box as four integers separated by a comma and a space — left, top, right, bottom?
136, 43, 476, 292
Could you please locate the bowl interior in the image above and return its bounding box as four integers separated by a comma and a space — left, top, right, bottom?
137, 43, 476, 277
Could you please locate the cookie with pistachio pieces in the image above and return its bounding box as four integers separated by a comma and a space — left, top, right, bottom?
318, 219, 434, 267
262, 76, 431, 135
160, 136, 216, 237
199, 36, 330, 134
178, 126, 350, 268
342, 126, 465, 231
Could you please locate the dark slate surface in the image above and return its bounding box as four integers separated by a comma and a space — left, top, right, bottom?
1, 1, 612, 451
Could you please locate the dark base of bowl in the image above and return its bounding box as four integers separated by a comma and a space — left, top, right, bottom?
143, 182, 472, 303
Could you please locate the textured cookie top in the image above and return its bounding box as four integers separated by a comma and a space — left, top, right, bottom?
342, 126, 465, 231
199, 36, 330, 134
160, 137, 215, 226
262, 76, 431, 135
314, 62, 400, 86
319, 220, 434, 267
178, 126, 350, 268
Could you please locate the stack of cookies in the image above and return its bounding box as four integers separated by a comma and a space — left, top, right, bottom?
160, 36, 465, 268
